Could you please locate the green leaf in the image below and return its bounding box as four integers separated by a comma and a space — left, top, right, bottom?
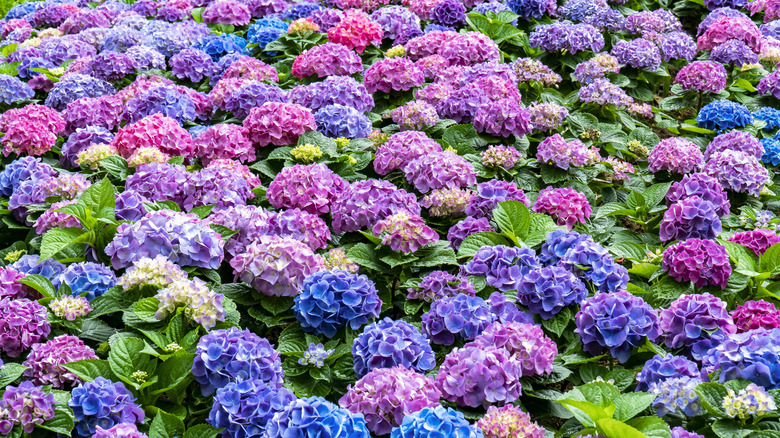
108, 337, 152, 381
62, 359, 113, 383
152, 352, 195, 396
596, 418, 648, 438
78, 178, 116, 221
567, 113, 599, 136
0, 363, 27, 387
540, 164, 570, 184
40, 227, 87, 261
540, 306, 572, 337
38, 405, 75, 435
712, 419, 753, 438
442, 124, 484, 155
346, 243, 386, 271
457, 232, 510, 259
133, 297, 162, 323
412, 243, 458, 268
209, 224, 238, 241
150, 411, 186, 438
185, 424, 223, 438
695, 382, 730, 418
99, 156, 129, 180
614, 392, 656, 421
625, 416, 671, 438
609, 242, 649, 261
260, 296, 294, 316
759, 243, 780, 274
557, 399, 611, 428
493, 200, 531, 244
18, 274, 56, 298
643, 183, 672, 208
733, 78, 757, 92
596, 203, 630, 219
278, 324, 308, 354
189, 204, 214, 219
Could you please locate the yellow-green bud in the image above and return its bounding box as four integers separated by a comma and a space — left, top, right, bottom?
290, 144, 323, 163
131, 371, 148, 383
385, 45, 406, 58
4, 249, 26, 263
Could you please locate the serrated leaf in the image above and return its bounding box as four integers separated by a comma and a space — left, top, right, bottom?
62, 359, 112, 383
614, 392, 656, 421
346, 243, 386, 271
150, 411, 186, 438
493, 200, 531, 244
0, 363, 28, 387
457, 232, 510, 259
18, 274, 56, 298
40, 227, 87, 261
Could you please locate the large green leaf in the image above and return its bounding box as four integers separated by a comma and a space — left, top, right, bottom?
695, 382, 730, 418
0, 363, 27, 387
596, 418, 648, 438
346, 243, 386, 271
62, 359, 113, 383
492, 200, 531, 245
150, 411, 186, 438
184, 424, 223, 438
79, 177, 116, 221
614, 392, 656, 421
457, 232, 510, 259
40, 227, 87, 261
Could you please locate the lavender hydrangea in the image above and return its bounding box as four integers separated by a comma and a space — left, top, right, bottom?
352, 318, 435, 377
529, 22, 604, 54
0, 298, 51, 358
403, 150, 477, 193
436, 344, 523, 408
208, 379, 296, 438
516, 265, 587, 320
703, 150, 770, 196
464, 245, 540, 292
315, 104, 372, 139
636, 354, 700, 392
266, 163, 348, 215
465, 180, 529, 219
658, 293, 736, 350
421, 292, 522, 345
648, 138, 703, 174
0, 382, 55, 435
447, 217, 493, 250
650, 377, 703, 417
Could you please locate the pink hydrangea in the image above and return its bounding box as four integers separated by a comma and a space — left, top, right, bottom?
436, 344, 523, 408
209, 78, 250, 110
416, 54, 450, 80
697, 16, 762, 52
364, 57, 424, 94
474, 99, 533, 138
536, 134, 592, 169
731, 300, 780, 332
471, 322, 557, 377
476, 405, 546, 438
0, 104, 64, 157
207, 159, 261, 188
374, 131, 442, 175
221, 56, 279, 82
0, 267, 30, 300
339, 366, 441, 435
532, 186, 592, 229
404, 31, 459, 60
202, 0, 251, 25
111, 113, 194, 159
327, 10, 384, 53
267, 163, 349, 215
403, 150, 477, 193
440, 32, 501, 66
729, 229, 780, 256
194, 124, 255, 165
648, 138, 703, 174
372, 210, 439, 253
242, 102, 315, 146
22, 334, 97, 389
674, 61, 728, 93
292, 43, 363, 79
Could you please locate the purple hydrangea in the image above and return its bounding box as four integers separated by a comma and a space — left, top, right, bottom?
294, 270, 381, 338
22, 335, 97, 389
61, 126, 116, 168
528, 102, 569, 131
352, 317, 435, 377
560, 240, 629, 293
660, 31, 697, 61
267, 163, 348, 215
701, 328, 780, 389
710, 38, 758, 66
611, 38, 662, 70
330, 179, 420, 234
578, 78, 633, 107
315, 104, 372, 139
539, 229, 593, 266
407, 270, 476, 302
759, 70, 780, 99
674, 61, 728, 93
44, 74, 117, 112
192, 327, 284, 396
403, 150, 477, 193
374, 131, 442, 175
703, 150, 770, 196
576, 291, 659, 363
529, 22, 605, 54
69, 377, 145, 437
536, 133, 593, 170
730, 229, 780, 256
464, 245, 540, 292
660, 197, 723, 242
636, 354, 700, 392
0, 157, 56, 197
105, 209, 225, 270
0, 382, 55, 435
363, 57, 424, 94
0, 74, 34, 104
658, 293, 736, 350
370, 5, 421, 41
391, 101, 439, 131
516, 265, 587, 320
447, 217, 493, 250
224, 81, 288, 119
465, 180, 530, 219
430, 0, 466, 27
472, 322, 557, 376
648, 138, 703, 174
705, 131, 763, 160
290, 76, 373, 113
662, 238, 731, 289
88, 51, 135, 82
436, 344, 523, 408
0, 298, 50, 358
666, 173, 730, 217
92, 424, 148, 438
208, 379, 296, 437
230, 235, 325, 297
474, 98, 533, 138
421, 292, 522, 345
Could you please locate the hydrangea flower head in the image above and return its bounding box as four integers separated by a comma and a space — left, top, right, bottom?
532, 187, 592, 229
0, 382, 55, 434
650, 377, 703, 417
267, 163, 348, 215
22, 335, 97, 389
243, 102, 315, 147
674, 61, 728, 93
660, 197, 722, 242
471, 322, 557, 376
663, 239, 731, 289
516, 265, 587, 320
265, 396, 371, 438
436, 344, 523, 408
0, 298, 50, 358
476, 405, 545, 438
69, 377, 144, 437
353, 318, 435, 377
636, 354, 700, 392
372, 211, 439, 253
732, 300, 780, 332
208, 379, 296, 438
658, 293, 736, 349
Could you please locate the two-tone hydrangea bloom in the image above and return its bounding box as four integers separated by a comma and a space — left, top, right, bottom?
648, 138, 703, 174
371, 210, 438, 253
0, 104, 64, 157
697, 16, 761, 52
436, 344, 523, 408
0, 382, 55, 434
267, 163, 348, 215
697, 100, 754, 131
660, 197, 722, 242
722, 384, 777, 419
532, 186, 592, 229
636, 354, 700, 392
69, 377, 144, 437
421, 187, 471, 217
57, 262, 116, 301
340, 366, 440, 435
330, 179, 420, 234
666, 173, 730, 217
116, 256, 188, 292
479, 145, 522, 170
513, 57, 562, 87
106, 210, 224, 270
34, 199, 81, 235
299, 343, 334, 367
515, 265, 587, 319
374, 131, 442, 175
471, 322, 556, 376
22, 335, 97, 389
391, 101, 439, 131
732, 300, 780, 332
0, 157, 56, 198
662, 239, 731, 289
327, 10, 384, 53
536, 134, 593, 169
476, 405, 546, 438
390, 406, 482, 438
658, 293, 736, 350
243, 102, 316, 146
12, 256, 65, 288
611, 38, 662, 70
208, 379, 296, 438
0, 298, 50, 358
578, 78, 633, 107
192, 327, 283, 395
265, 396, 371, 438
703, 150, 770, 196
576, 291, 659, 362
710, 38, 758, 66
403, 150, 477, 193
294, 269, 381, 338
353, 318, 435, 377
155, 278, 225, 330
560, 240, 629, 293
529, 22, 605, 54
649, 377, 703, 417
674, 61, 728, 93
49, 295, 91, 321
466, 233, 533, 276
292, 43, 363, 78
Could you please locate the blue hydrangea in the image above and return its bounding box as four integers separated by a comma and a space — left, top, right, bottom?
0, 157, 56, 197
293, 270, 382, 338
506, 0, 549, 20
463, 245, 540, 292
539, 229, 593, 266
247, 18, 288, 54
265, 396, 371, 438
762, 138, 780, 166
5, 1, 39, 19
755, 107, 780, 131
44, 74, 116, 111
636, 354, 700, 392
390, 406, 482, 438
209, 379, 296, 438
352, 317, 436, 377
424, 23, 455, 33
58, 262, 117, 301
124, 86, 198, 125
192, 327, 284, 396
196, 33, 248, 62
697, 100, 753, 132
560, 240, 629, 293
99, 26, 144, 53
516, 265, 587, 320
69, 377, 145, 437
225, 82, 289, 119
189, 125, 209, 139
420, 292, 521, 345
649, 377, 703, 417
17, 57, 55, 79
115, 190, 148, 222
558, 0, 601, 22
12, 255, 66, 288
314, 104, 372, 139
282, 2, 322, 20
703, 328, 780, 389
0, 74, 34, 104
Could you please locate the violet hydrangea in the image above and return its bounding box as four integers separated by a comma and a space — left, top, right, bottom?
662, 238, 731, 289
352, 317, 435, 377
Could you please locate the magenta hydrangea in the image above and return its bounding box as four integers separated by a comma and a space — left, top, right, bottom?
364, 57, 424, 94
663, 238, 732, 289
193, 123, 255, 165
532, 186, 592, 229
436, 344, 522, 408
730, 229, 780, 256
674, 61, 728, 93
732, 300, 780, 332
267, 163, 349, 215
697, 16, 762, 52
648, 138, 704, 174
473, 99, 533, 138
202, 0, 251, 25
403, 150, 477, 193
471, 322, 557, 377
230, 235, 325, 297
340, 366, 440, 435
374, 131, 442, 175
292, 43, 363, 78
0, 298, 50, 358
660, 197, 722, 242
372, 211, 439, 253
243, 102, 316, 146
22, 335, 97, 389
0, 104, 64, 157
0, 267, 29, 300
536, 134, 593, 169
111, 113, 194, 159
658, 293, 736, 350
